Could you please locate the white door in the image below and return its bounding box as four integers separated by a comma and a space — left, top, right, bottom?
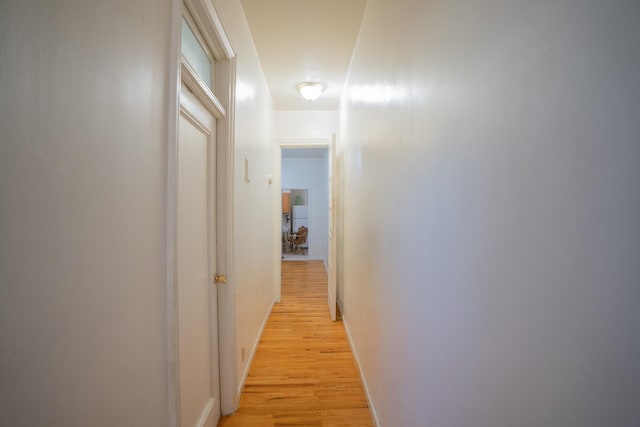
328, 135, 338, 321
177, 85, 221, 427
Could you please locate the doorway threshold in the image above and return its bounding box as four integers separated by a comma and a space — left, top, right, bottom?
282, 254, 309, 261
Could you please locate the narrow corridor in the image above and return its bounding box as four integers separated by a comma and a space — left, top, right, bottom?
218, 261, 373, 426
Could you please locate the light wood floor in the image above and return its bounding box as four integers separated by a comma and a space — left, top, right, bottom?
218, 260, 373, 427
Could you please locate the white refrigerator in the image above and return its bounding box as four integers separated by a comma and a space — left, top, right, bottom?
292, 205, 309, 231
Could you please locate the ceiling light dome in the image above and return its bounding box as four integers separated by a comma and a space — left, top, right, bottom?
297, 82, 325, 101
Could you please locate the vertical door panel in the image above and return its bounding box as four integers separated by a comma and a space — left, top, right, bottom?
177, 102, 220, 426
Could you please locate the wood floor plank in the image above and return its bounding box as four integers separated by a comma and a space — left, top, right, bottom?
218, 260, 373, 427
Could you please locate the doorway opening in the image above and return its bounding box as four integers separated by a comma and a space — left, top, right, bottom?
280, 146, 329, 263
275, 140, 337, 320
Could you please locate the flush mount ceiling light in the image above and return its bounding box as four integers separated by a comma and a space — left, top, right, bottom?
297, 82, 325, 101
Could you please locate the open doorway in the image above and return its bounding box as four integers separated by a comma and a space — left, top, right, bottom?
280, 146, 329, 263
275, 138, 338, 320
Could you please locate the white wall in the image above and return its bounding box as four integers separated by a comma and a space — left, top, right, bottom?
274, 110, 338, 140
212, 0, 277, 392
282, 155, 329, 261
0, 1, 173, 426
340, 1, 640, 426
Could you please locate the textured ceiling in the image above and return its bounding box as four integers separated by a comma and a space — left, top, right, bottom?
240, 0, 367, 111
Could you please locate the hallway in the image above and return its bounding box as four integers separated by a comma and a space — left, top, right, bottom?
218, 261, 373, 426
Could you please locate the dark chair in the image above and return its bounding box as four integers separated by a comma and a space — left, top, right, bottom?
291, 226, 308, 254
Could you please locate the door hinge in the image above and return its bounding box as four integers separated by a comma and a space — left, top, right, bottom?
214, 274, 227, 284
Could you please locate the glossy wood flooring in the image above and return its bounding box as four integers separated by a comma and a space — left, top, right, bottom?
218, 260, 373, 427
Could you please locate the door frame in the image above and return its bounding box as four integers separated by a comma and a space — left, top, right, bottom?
327, 134, 338, 320
167, 0, 238, 424
274, 139, 332, 305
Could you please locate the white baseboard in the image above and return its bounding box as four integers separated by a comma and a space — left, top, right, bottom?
342, 316, 382, 427
196, 397, 214, 427
237, 298, 276, 396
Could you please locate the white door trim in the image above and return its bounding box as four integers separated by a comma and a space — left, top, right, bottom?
215, 55, 238, 415
167, 1, 238, 424
327, 134, 338, 321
